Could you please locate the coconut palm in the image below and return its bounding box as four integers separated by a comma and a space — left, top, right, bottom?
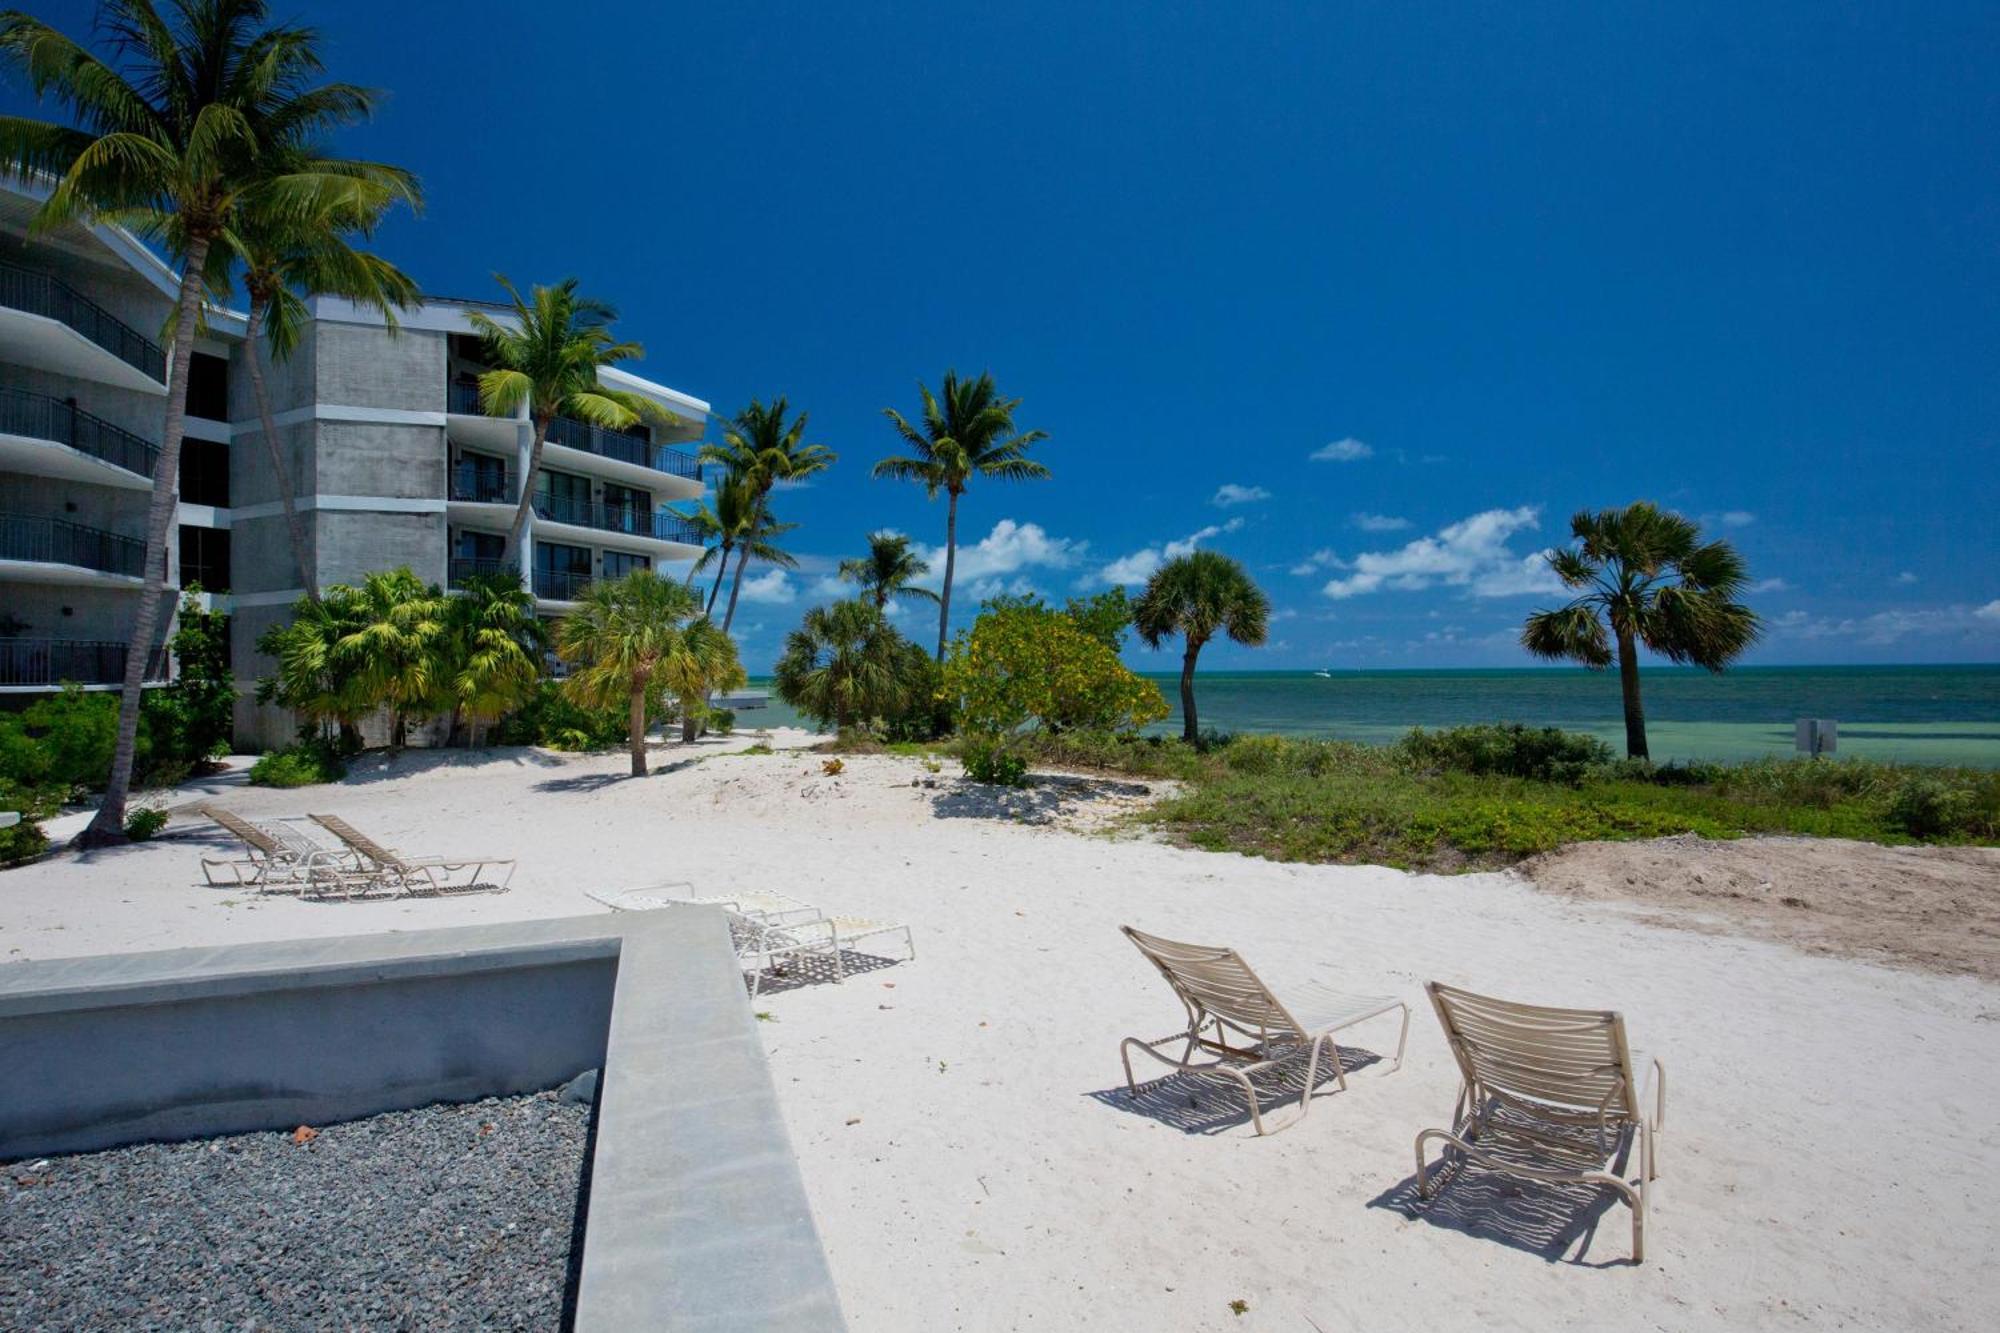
0, 0, 409, 844
700, 397, 833, 624
1133, 551, 1270, 744
464, 277, 672, 561
772, 600, 912, 733
875, 371, 1049, 658
839, 531, 940, 611
661, 615, 746, 743
687, 473, 759, 616
718, 500, 799, 635
1522, 502, 1761, 759
440, 571, 543, 746
554, 571, 699, 776
220, 162, 421, 602
337, 569, 446, 749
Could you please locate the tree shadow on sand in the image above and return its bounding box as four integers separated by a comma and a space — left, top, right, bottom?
1084, 1042, 1385, 1135
931, 774, 1155, 826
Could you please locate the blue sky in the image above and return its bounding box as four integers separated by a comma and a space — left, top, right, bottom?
19, 1, 2000, 670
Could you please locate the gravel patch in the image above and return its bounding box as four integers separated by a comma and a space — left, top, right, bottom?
1, 1090, 592, 1331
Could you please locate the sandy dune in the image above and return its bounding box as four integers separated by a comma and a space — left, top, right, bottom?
3, 737, 1997, 1331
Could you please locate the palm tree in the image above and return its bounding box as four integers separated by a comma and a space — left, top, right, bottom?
839, 531, 940, 611
1522, 502, 1761, 759
701, 397, 833, 626
875, 370, 1048, 658
221, 161, 421, 602
554, 571, 699, 776
465, 277, 672, 561
1133, 551, 1270, 743
772, 600, 911, 733
661, 615, 746, 743
338, 569, 446, 749
687, 472, 759, 616
0, 0, 406, 845
718, 498, 799, 635
441, 571, 543, 746
254, 582, 373, 749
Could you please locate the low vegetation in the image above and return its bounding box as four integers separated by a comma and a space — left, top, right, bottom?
1015, 724, 2000, 871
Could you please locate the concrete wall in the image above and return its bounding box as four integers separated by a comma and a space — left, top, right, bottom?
315, 322, 446, 412
0, 582, 168, 649
314, 509, 448, 589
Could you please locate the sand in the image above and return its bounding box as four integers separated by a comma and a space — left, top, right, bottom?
3, 735, 1998, 1331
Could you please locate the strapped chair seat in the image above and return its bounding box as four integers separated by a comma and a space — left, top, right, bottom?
306, 814, 516, 899
1414, 981, 1666, 1262
1118, 925, 1410, 1136
198, 806, 358, 891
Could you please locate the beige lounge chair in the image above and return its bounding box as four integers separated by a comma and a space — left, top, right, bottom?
199, 806, 356, 889
1118, 926, 1410, 1136
1414, 981, 1665, 1262
307, 814, 516, 898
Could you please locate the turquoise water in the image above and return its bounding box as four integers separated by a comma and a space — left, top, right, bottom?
743, 665, 2000, 767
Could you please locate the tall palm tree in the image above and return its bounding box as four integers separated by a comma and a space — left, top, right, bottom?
221, 161, 421, 602
1522, 502, 1761, 759
688, 472, 757, 615
441, 571, 542, 746
771, 599, 911, 733
661, 615, 745, 743
719, 500, 799, 635
875, 370, 1048, 658
338, 568, 446, 749
465, 277, 672, 561
1133, 551, 1270, 743
0, 0, 405, 845
554, 571, 699, 776
701, 397, 833, 626
839, 531, 940, 611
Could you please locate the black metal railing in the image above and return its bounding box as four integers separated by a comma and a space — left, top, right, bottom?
0, 387, 160, 478
530, 493, 703, 544
545, 413, 702, 481
448, 556, 513, 590
448, 460, 518, 504
0, 511, 148, 577
448, 381, 486, 415
532, 567, 593, 601
0, 638, 167, 687
0, 260, 168, 382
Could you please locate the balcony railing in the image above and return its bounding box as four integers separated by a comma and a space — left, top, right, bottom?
0, 260, 168, 383
448, 460, 518, 505
532, 567, 593, 602
0, 387, 160, 479
544, 414, 702, 481
531, 493, 703, 544
448, 556, 515, 590
0, 638, 167, 687
0, 511, 148, 577
448, 381, 486, 415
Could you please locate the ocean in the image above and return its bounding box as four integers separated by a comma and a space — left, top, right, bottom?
742, 664, 2000, 767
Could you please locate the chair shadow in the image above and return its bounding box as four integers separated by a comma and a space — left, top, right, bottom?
748, 947, 906, 997
1085, 1040, 1385, 1135
931, 773, 1154, 826
1367, 1122, 1639, 1267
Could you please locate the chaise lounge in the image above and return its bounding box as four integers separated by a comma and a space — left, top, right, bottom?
307, 813, 516, 898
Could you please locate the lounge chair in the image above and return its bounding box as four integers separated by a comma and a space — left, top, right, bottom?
1118, 925, 1410, 1136
306, 814, 516, 898
1414, 981, 1665, 1262
589, 883, 826, 927
724, 907, 916, 998
199, 806, 356, 890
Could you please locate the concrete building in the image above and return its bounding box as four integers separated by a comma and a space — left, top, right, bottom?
0, 180, 708, 746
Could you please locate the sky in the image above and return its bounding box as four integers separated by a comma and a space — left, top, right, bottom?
15, 1, 2000, 671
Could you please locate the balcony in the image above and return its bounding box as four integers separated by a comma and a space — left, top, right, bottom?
448, 556, 515, 590
532, 567, 593, 602
448, 381, 484, 415
0, 511, 148, 582
0, 638, 167, 688
545, 414, 702, 484
448, 460, 518, 505
0, 386, 158, 487
0, 260, 167, 390
530, 493, 703, 546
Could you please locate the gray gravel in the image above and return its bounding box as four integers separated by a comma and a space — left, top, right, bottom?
0, 1090, 592, 1331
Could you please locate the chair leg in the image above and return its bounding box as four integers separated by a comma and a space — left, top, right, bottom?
1388, 1002, 1411, 1074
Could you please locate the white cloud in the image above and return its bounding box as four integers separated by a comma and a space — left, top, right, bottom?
1212, 483, 1271, 507
1772, 602, 2000, 644
912, 519, 1084, 588
1097, 518, 1243, 586
1351, 512, 1410, 533
1749, 577, 1791, 593
1321, 506, 1556, 601
1978, 600, 2000, 621
1310, 437, 1373, 462
1718, 510, 1756, 528
735, 569, 797, 605
1896, 571, 1920, 585
1289, 547, 1346, 577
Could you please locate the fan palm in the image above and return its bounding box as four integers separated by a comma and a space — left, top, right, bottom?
1133, 551, 1270, 743
1521, 502, 1761, 759
465, 277, 673, 560
839, 531, 940, 611
875, 370, 1049, 658
772, 600, 911, 733
0, 0, 408, 844
553, 571, 699, 776
660, 614, 746, 743
700, 397, 833, 626
441, 571, 543, 746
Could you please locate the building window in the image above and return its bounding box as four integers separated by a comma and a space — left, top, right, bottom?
179, 437, 230, 506
602, 550, 651, 579
185, 352, 229, 422
178, 524, 230, 593
602, 482, 651, 535
533, 540, 591, 600
455, 529, 504, 562
534, 469, 592, 525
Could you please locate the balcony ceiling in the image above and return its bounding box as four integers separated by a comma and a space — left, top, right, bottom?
0, 557, 145, 588
0, 307, 166, 394
0, 432, 152, 490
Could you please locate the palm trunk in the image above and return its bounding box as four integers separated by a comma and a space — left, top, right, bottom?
503, 413, 552, 563
1616, 626, 1648, 760
628, 679, 649, 776
681, 700, 699, 743
245, 294, 317, 602
79, 235, 212, 848
935, 489, 960, 660
705, 540, 733, 615
1180, 643, 1201, 744
721, 542, 752, 633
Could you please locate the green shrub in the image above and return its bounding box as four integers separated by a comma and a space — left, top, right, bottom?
961, 736, 1029, 787
1887, 774, 1978, 838
124, 805, 171, 841
249, 738, 347, 788
491, 680, 628, 751
708, 707, 736, 737
18, 685, 122, 791
0, 776, 58, 865
144, 590, 235, 768
1397, 723, 1614, 785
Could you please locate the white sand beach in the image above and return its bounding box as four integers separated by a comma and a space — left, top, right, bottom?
4, 735, 1997, 1331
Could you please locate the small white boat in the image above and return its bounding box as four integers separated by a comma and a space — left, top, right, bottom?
1313, 669, 1333, 678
